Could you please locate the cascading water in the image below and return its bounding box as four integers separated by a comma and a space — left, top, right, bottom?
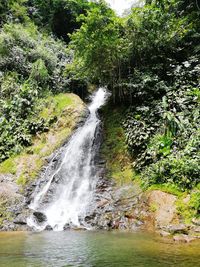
27, 88, 109, 231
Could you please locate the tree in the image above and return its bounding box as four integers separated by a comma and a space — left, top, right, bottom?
69, 0, 127, 101
27, 0, 92, 42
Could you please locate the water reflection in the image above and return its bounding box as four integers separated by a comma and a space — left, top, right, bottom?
0, 231, 200, 267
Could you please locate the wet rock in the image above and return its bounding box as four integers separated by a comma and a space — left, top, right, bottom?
63, 224, 70, 230
13, 216, 27, 225
1, 223, 16, 231
33, 212, 47, 223
97, 199, 109, 208
167, 224, 189, 235
135, 220, 144, 227
159, 230, 171, 237
98, 159, 106, 165
173, 234, 195, 243
191, 226, 200, 233
194, 226, 200, 233
45, 225, 53, 231
85, 215, 95, 222
25, 198, 31, 205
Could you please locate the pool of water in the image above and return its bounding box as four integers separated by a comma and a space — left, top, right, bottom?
0, 231, 199, 267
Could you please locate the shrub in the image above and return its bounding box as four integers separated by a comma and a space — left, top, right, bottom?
30, 59, 49, 86
142, 130, 200, 190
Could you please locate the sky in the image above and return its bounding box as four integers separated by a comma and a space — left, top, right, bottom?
105, 0, 142, 16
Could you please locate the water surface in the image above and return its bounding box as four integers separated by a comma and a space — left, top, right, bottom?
0, 231, 199, 267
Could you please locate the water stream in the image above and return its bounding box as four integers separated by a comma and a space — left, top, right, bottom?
27, 88, 109, 231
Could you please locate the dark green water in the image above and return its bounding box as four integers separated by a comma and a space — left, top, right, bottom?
0, 231, 199, 267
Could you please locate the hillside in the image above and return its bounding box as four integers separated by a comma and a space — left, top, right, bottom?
0, 0, 199, 239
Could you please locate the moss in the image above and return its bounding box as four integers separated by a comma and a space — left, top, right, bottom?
112, 167, 133, 186
54, 94, 73, 112
39, 93, 74, 120
101, 105, 133, 185
147, 183, 183, 197
149, 203, 158, 212
16, 174, 26, 185
176, 188, 200, 223
0, 158, 17, 175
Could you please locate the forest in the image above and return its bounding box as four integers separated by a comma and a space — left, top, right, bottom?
0, 0, 200, 240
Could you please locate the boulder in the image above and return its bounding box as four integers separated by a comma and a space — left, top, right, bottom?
147, 190, 178, 228
33, 211, 47, 223
193, 226, 200, 233
13, 214, 27, 225
45, 225, 53, 231
173, 234, 195, 243
159, 230, 171, 237
192, 218, 200, 226
167, 224, 189, 234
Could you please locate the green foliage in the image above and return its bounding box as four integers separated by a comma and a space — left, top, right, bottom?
101, 105, 133, 185
148, 183, 183, 197
142, 153, 200, 190
0, 157, 17, 174
116, 71, 168, 102
123, 103, 161, 154
0, 0, 28, 25
0, 19, 74, 162
177, 189, 200, 222
121, 57, 200, 190
69, 1, 126, 95
0, 80, 47, 161
141, 127, 200, 190
189, 191, 200, 217
69, 0, 199, 102
0, 23, 70, 93
30, 59, 49, 86
27, 0, 92, 42
0, 197, 12, 226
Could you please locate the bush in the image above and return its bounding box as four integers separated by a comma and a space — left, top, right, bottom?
142, 130, 200, 190
0, 23, 70, 93
30, 59, 49, 86
122, 58, 200, 190
0, 20, 77, 163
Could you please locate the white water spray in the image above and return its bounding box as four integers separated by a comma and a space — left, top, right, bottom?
27, 88, 109, 231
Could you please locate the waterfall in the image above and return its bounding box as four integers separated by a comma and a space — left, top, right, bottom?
27, 88, 109, 231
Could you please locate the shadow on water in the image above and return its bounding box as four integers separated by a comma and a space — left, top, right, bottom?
0, 231, 200, 267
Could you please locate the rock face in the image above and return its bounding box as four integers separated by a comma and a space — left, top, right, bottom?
167, 224, 189, 235
173, 234, 196, 243
86, 179, 180, 233
146, 190, 179, 229
0, 174, 28, 231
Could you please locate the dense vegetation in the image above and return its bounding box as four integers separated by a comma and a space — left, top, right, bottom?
70, 0, 200, 194
0, 0, 199, 218
0, 0, 91, 162
69, 0, 200, 217
0, 22, 70, 161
